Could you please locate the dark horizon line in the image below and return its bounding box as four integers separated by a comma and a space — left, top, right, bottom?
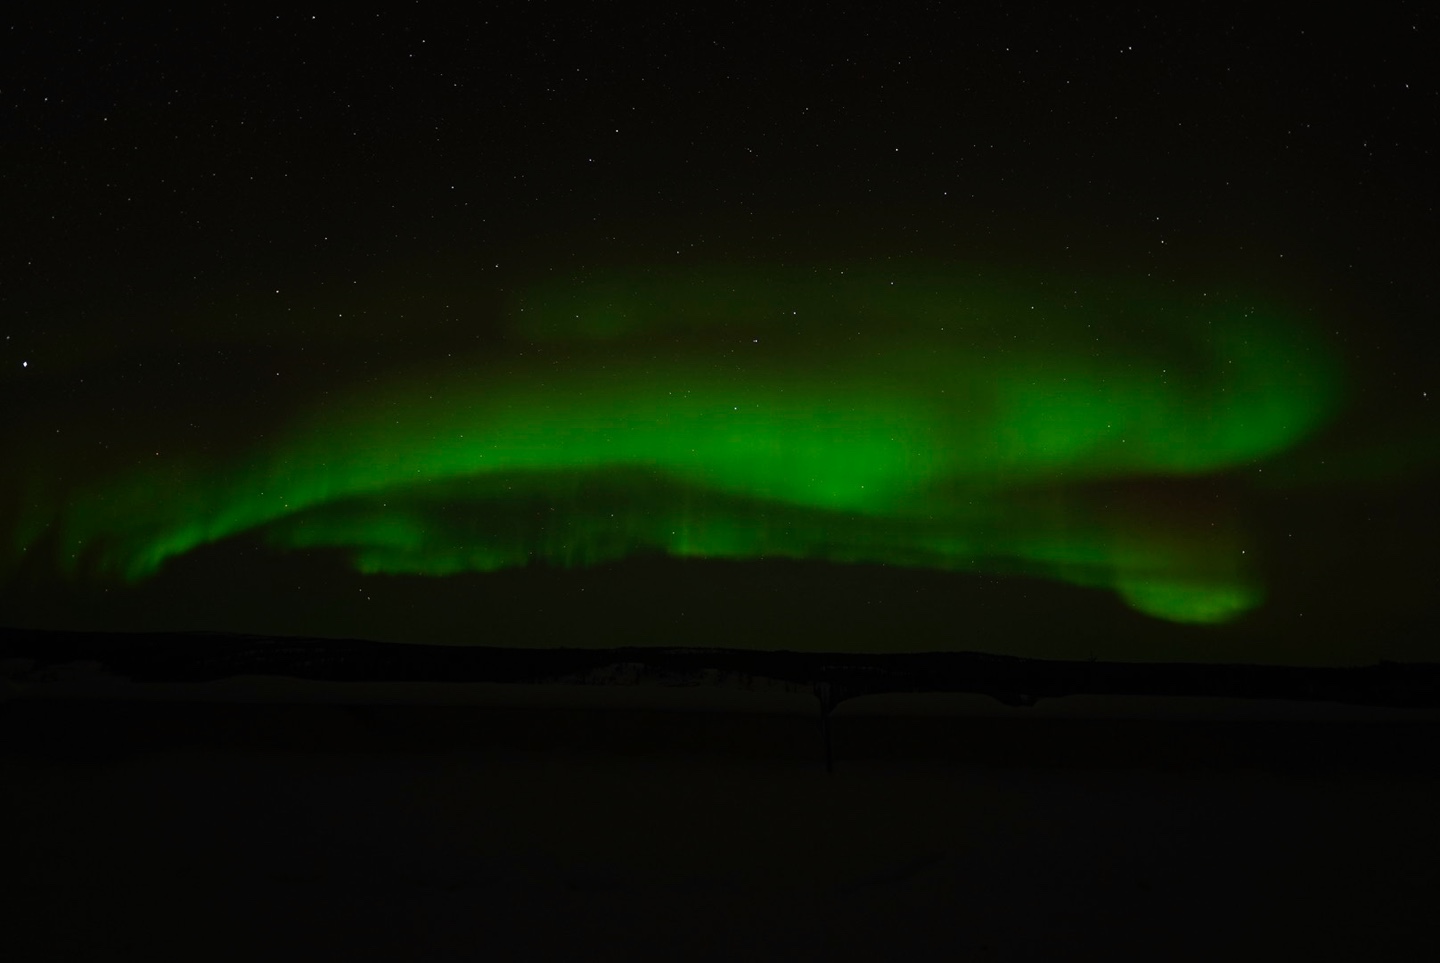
5, 625, 1440, 711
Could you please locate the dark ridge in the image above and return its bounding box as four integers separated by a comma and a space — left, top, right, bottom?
5, 626, 1440, 710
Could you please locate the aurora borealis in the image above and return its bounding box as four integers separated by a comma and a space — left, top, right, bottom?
3, 7, 1436, 662
8, 266, 1339, 624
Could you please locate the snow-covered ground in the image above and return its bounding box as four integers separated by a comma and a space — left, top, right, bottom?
5, 695, 1440, 960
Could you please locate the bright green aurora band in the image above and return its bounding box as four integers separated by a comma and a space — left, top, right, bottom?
13, 266, 1342, 626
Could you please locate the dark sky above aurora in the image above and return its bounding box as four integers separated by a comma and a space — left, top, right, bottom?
2, 7, 1437, 664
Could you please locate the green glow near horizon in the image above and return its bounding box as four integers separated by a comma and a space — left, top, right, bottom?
8, 265, 1341, 626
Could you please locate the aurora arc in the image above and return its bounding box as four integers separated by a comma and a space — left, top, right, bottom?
11, 266, 1341, 625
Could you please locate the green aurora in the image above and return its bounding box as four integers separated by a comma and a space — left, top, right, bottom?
8, 266, 1342, 625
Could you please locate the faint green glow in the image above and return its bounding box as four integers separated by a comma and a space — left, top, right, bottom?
7, 265, 1342, 625
1117, 578, 1264, 625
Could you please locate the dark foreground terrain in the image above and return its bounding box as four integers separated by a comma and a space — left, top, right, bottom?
5, 688, 1440, 962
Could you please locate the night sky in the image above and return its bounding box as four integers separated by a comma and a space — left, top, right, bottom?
3, 6, 1437, 665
